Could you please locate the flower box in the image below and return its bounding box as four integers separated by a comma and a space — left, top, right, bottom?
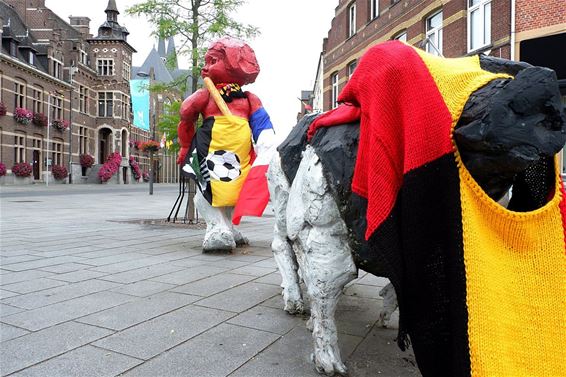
14, 108, 33, 125
32, 112, 48, 128
52, 119, 69, 131
140, 140, 160, 153
0, 102, 6, 116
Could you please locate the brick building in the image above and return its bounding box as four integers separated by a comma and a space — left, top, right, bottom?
0, 0, 175, 184
309, 0, 565, 170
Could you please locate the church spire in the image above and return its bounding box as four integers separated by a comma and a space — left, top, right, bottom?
105, 0, 119, 22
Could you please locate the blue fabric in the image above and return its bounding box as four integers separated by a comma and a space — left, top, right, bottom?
249, 107, 274, 143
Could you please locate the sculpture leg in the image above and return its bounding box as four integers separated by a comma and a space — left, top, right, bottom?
267, 155, 304, 314
288, 147, 357, 375
223, 206, 249, 247
377, 282, 398, 327
194, 190, 236, 252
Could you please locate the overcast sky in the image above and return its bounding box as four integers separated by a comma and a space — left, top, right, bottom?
45, 0, 337, 137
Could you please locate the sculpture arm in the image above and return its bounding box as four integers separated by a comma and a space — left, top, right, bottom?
177, 89, 208, 164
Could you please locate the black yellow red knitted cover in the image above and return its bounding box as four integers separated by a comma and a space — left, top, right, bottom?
338, 41, 566, 377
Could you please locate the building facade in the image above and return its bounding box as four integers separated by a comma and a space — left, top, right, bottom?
316, 0, 565, 169
0, 0, 178, 184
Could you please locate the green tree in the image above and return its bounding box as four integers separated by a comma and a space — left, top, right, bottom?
127, 0, 259, 95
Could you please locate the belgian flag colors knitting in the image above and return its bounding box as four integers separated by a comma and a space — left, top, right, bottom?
333, 41, 566, 376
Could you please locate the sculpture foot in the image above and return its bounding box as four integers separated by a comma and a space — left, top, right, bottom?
311, 349, 348, 376
283, 296, 305, 315
202, 229, 236, 252
232, 228, 249, 247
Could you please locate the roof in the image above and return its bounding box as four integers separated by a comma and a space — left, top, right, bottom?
135, 47, 174, 83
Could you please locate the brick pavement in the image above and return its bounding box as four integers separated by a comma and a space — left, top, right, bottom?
0, 184, 418, 377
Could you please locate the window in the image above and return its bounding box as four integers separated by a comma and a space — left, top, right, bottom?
425, 11, 443, 56
51, 95, 63, 120
97, 59, 114, 76
52, 138, 63, 166
121, 94, 130, 120
348, 61, 357, 79
348, 3, 357, 38
51, 58, 63, 79
10, 42, 17, 56
331, 72, 339, 109
78, 126, 88, 155
468, 0, 491, 52
29, 51, 35, 65
15, 133, 26, 163
79, 85, 88, 114
31, 86, 43, 114
370, 0, 379, 20
394, 31, 408, 42
98, 92, 114, 117
79, 48, 88, 65
14, 80, 26, 108
123, 62, 131, 81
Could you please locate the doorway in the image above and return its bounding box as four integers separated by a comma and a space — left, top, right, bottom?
98, 128, 112, 163
33, 150, 40, 180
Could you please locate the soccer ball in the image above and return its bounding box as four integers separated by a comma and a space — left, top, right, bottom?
206, 150, 241, 182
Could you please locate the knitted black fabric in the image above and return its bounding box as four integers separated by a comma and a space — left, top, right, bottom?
367, 154, 470, 377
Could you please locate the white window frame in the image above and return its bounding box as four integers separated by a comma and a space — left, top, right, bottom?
51, 95, 63, 120
98, 91, 114, 117
79, 85, 88, 114
467, 0, 491, 52
78, 126, 88, 155
15, 133, 26, 163
394, 31, 408, 42
122, 62, 131, 81
370, 0, 379, 20
331, 72, 339, 109
79, 49, 88, 65
97, 59, 115, 76
14, 79, 26, 108
348, 3, 357, 38
425, 11, 443, 56
52, 138, 63, 166
31, 86, 43, 114
348, 61, 357, 79
51, 57, 63, 79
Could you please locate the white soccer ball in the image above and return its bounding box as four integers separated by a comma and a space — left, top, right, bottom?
206, 150, 241, 182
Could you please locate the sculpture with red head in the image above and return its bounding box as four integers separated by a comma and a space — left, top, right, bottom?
202, 37, 260, 86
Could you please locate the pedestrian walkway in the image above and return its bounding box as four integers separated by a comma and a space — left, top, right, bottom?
0, 184, 418, 376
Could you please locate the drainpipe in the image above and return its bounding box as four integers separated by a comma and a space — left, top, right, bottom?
510, 0, 516, 60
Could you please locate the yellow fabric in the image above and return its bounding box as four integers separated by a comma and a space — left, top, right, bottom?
458, 155, 566, 376
414, 49, 511, 127
209, 115, 252, 207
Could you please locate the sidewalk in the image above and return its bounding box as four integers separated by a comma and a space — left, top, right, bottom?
0, 184, 418, 377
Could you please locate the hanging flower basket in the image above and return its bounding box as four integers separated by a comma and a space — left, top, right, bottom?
0, 102, 6, 116
52, 119, 69, 131
32, 112, 48, 128
140, 140, 160, 153
0, 162, 6, 177
14, 108, 33, 125
98, 152, 122, 183
129, 156, 142, 181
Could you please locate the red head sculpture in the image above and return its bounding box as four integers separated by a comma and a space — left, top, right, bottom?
202, 37, 260, 86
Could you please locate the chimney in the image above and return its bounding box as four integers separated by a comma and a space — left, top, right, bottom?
69, 16, 91, 37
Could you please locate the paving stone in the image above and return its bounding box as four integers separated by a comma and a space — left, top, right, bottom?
1, 291, 135, 331
227, 305, 305, 335
169, 258, 209, 268
259, 295, 286, 310
77, 291, 200, 330
38, 262, 94, 273
94, 305, 234, 360
10, 345, 143, 377
0, 321, 112, 376
230, 265, 276, 277
0, 303, 25, 317
202, 259, 251, 270
0, 270, 55, 285
98, 263, 187, 284
251, 258, 277, 268
90, 257, 165, 274
150, 265, 228, 285
0, 323, 30, 342
230, 325, 362, 377
344, 283, 383, 300
122, 323, 279, 376
48, 270, 109, 283
0, 255, 42, 265
84, 253, 152, 267
195, 282, 280, 313
253, 272, 282, 286
189, 254, 229, 262
2, 277, 68, 294
2, 279, 121, 310
171, 273, 256, 297
355, 273, 390, 287
335, 295, 384, 337
110, 280, 176, 297
0, 288, 20, 299
0, 256, 89, 272
345, 326, 420, 377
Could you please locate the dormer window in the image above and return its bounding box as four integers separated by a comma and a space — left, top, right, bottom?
10, 42, 17, 56
28, 51, 34, 65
